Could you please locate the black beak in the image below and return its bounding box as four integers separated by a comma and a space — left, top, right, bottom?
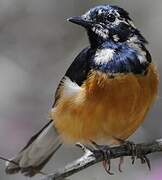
67, 16, 93, 28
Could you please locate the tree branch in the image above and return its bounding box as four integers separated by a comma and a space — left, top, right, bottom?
41, 139, 162, 180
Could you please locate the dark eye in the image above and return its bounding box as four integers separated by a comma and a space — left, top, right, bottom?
107, 14, 116, 22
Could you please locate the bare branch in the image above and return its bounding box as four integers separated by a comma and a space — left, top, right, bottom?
41, 139, 162, 180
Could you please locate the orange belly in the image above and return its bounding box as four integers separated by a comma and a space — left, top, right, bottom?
51, 64, 158, 144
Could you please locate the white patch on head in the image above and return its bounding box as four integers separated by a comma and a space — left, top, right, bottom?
94, 48, 114, 65
128, 20, 136, 28
114, 10, 120, 17
113, 34, 120, 42
62, 77, 82, 97
127, 35, 138, 43
92, 26, 109, 39
98, 9, 103, 15
114, 9, 136, 30
113, 10, 130, 26
82, 10, 91, 19
114, 17, 129, 26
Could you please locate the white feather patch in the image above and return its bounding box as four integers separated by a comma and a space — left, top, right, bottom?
92, 26, 109, 39
62, 77, 81, 97
113, 34, 120, 42
94, 48, 114, 65
127, 36, 147, 64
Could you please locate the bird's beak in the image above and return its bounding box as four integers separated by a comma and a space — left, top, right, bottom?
67, 16, 93, 28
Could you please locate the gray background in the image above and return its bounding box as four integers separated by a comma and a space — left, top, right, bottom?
0, 0, 162, 180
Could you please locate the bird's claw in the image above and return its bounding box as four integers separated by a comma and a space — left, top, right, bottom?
76, 139, 151, 176
118, 139, 151, 170
136, 148, 151, 170
90, 140, 114, 175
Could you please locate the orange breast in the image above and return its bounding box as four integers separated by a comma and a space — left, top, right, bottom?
51, 64, 158, 144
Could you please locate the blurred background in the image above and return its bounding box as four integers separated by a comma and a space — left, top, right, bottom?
0, 0, 161, 179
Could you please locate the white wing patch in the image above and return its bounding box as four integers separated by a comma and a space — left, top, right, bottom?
62, 77, 82, 97
94, 48, 114, 65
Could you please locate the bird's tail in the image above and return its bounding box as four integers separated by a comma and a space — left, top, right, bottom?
5, 120, 62, 177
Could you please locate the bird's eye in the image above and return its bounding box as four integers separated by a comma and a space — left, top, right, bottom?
107, 14, 116, 22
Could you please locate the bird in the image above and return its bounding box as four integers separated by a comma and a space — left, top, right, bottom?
5, 5, 159, 177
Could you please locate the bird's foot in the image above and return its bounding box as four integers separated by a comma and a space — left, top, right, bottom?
114, 137, 151, 170
136, 146, 151, 170
90, 141, 114, 175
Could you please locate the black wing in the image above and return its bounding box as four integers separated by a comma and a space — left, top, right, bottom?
53, 47, 94, 107
65, 47, 92, 86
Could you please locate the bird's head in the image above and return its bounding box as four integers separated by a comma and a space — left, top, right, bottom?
68, 5, 147, 48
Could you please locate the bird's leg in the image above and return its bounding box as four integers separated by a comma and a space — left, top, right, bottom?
107, 137, 125, 172
136, 148, 151, 170
90, 141, 114, 175
114, 137, 151, 170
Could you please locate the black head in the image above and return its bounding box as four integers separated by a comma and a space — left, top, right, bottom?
68, 5, 147, 48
